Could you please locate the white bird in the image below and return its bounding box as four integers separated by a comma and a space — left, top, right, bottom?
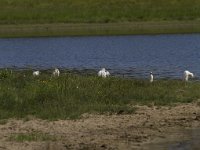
183, 70, 194, 82
150, 72, 153, 83
98, 68, 110, 78
53, 68, 60, 77
33, 71, 40, 76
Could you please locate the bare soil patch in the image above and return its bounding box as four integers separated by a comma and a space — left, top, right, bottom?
0, 102, 200, 150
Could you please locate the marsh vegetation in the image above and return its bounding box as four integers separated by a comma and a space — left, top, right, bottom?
0, 69, 199, 120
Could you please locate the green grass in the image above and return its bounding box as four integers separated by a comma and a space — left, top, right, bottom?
9, 132, 56, 142
0, 69, 199, 120
2, 21, 200, 37
0, 119, 7, 125
1, 0, 200, 24
1, 0, 200, 36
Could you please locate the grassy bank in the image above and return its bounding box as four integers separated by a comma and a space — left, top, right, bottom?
1, 0, 200, 24
1, 0, 200, 37
0, 69, 199, 120
1, 21, 200, 37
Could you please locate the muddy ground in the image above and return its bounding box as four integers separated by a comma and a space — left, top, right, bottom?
0, 102, 200, 150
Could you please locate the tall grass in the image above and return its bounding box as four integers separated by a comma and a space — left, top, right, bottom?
0, 69, 199, 120
0, 0, 200, 24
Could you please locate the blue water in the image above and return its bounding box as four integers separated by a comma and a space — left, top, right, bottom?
0, 34, 200, 79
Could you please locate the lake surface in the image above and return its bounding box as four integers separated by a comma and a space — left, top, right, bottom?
0, 34, 200, 79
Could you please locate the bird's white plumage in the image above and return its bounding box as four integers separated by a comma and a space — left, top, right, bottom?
33, 71, 40, 76
53, 68, 60, 77
183, 70, 194, 81
98, 68, 110, 78
150, 72, 153, 83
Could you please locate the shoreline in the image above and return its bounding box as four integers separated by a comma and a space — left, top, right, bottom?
1, 21, 200, 38
0, 102, 200, 149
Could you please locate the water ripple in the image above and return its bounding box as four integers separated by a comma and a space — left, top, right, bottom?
0, 34, 200, 79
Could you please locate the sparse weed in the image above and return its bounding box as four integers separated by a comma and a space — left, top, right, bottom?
9, 132, 56, 142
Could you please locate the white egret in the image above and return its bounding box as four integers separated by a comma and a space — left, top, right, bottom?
98, 68, 110, 78
183, 70, 194, 81
150, 72, 153, 83
53, 68, 60, 77
33, 71, 40, 76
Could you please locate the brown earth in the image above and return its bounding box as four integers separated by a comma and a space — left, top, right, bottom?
0, 102, 200, 150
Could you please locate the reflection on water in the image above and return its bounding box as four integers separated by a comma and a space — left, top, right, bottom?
0, 34, 200, 79
142, 128, 200, 150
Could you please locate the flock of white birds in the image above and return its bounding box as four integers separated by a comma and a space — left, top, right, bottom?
33, 68, 60, 77
97, 68, 110, 78
149, 70, 194, 82
32, 68, 194, 82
